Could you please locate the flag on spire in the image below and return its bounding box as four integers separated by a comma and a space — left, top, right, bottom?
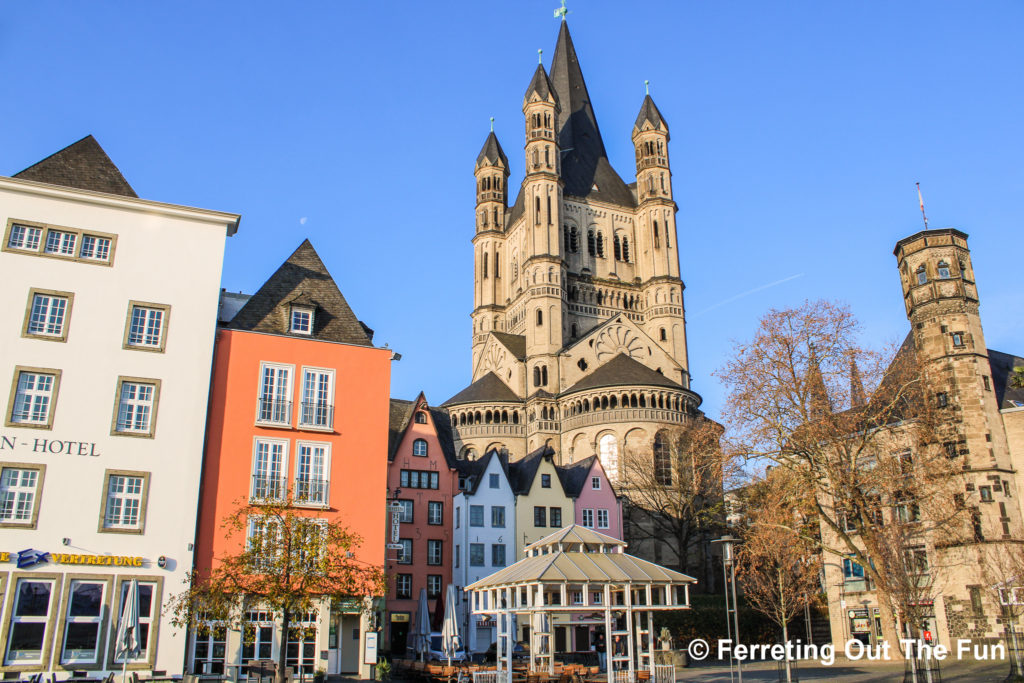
916, 182, 929, 229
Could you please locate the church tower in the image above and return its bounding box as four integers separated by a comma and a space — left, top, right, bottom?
445, 16, 703, 469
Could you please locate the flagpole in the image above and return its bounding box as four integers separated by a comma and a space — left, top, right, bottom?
916, 182, 929, 229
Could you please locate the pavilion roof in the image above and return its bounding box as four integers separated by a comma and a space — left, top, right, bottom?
523, 524, 627, 553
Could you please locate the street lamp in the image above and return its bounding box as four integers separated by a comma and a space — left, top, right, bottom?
713, 535, 742, 683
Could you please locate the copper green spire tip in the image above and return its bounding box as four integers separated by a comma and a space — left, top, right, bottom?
554, 0, 568, 20
645, 79, 650, 95
490, 117, 494, 132
538, 48, 543, 64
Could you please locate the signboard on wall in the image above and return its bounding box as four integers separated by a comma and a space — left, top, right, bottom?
364, 632, 378, 664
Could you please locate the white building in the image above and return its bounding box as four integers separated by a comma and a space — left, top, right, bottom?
452, 451, 516, 653
0, 136, 238, 676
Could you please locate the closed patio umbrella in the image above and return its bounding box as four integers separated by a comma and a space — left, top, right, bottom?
441, 584, 462, 666
114, 579, 140, 683
413, 588, 432, 661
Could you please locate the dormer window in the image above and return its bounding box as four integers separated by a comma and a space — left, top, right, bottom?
290, 307, 313, 335
937, 261, 951, 279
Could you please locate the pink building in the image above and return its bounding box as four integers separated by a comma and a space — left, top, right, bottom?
560, 456, 623, 540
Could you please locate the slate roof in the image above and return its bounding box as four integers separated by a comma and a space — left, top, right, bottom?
443, 371, 520, 405
508, 445, 556, 495
557, 455, 598, 497
387, 399, 416, 461
524, 63, 556, 105
463, 449, 512, 495
429, 407, 459, 467
563, 353, 682, 395
491, 332, 527, 360
548, 21, 635, 207
634, 94, 668, 134
476, 131, 509, 169
988, 349, 1024, 410
229, 239, 374, 346
13, 135, 137, 197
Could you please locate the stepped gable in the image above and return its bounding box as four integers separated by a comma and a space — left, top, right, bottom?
13, 135, 138, 197
443, 371, 520, 405
229, 239, 374, 346
988, 349, 1024, 409
563, 353, 682, 395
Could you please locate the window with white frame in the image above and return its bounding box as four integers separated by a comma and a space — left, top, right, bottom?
591, 476, 601, 489
5, 578, 55, 664
114, 582, 155, 662
427, 575, 442, 598
0, 466, 42, 526
242, 611, 274, 661
427, 501, 443, 525
126, 303, 168, 351
299, 368, 334, 428
581, 509, 594, 528
9, 368, 60, 427
571, 591, 584, 605
396, 574, 412, 599
25, 291, 70, 339
427, 539, 443, 565
191, 623, 227, 675
44, 229, 77, 256
397, 499, 414, 523
114, 379, 158, 435
413, 438, 428, 456
79, 235, 112, 262
290, 307, 313, 335
61, 580, 105, 664
257, 363, 292, 425
294, 442, 329, 505
284, 611, 318, 676
252, 438, 287, 501
491, 505, 505, 528
398, 538, 413, 564
247, 516, 282, 571
597, 509, 609, 529
7, 224, 42, 251
102, 472, 147, 531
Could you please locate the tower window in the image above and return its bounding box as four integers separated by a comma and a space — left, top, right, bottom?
541, 366, 548, 386
570, 323, 578, 339
951, 332, 964, 347
570, 226, 579, 253
533, 366, 541, 387
983, 376, 991, 391
483, 254, 488, 278
653, 221, 660, 248
587, 230, 596, 256
622, 237, 630, 262
916, 265, 927, 285
659, 328, 667, 341
937, 261, 951, 279
536, 309, 543, 326
613, 235, 622, 261
535, 197, 541, 223
596, 232, 605, 258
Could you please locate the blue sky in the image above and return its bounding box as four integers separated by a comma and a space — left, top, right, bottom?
3, 1, 1021, 420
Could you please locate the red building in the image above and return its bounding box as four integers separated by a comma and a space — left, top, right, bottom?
385, 395, 459, 655
195, 240, 392, 678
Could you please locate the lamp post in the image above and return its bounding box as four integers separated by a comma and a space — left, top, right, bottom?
713, 535, 742, 683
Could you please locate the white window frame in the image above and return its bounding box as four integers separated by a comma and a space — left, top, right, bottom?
61, 580, 106, 664
7, 223, 43, 251
290, 306, 313, 335
294, 441, 330, 506
113, 378, 159, 437
427, 539, 443, 566
427, 500, 443, 525
242, 611, 275, 662
113, 581, 156, 663
25, 290, 71, 340
5, 578, 56, 664
8, 367, 60, 429
79, 234, 112, 262
427, 574, 443, 599
597, 509, 610, 529
298, 366, 334, 429
396, 574, 413, 599
102, 472, 148, 532
397, 538, 413, 565
0, 465, 44, 527
251, 437, 288, 502
581, 509, 594, 528
125, 303, 169, 351
412, 438, 428, 457
44, 229, 77, 256
591, 476, 601, 490
247, 515, 283, 571
257, 362, 294, 426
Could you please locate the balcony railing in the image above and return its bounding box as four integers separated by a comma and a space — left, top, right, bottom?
294, 478, 329, 506
299, 401, 334, 429
257, 398, 292, 425
250, 475, 287, 502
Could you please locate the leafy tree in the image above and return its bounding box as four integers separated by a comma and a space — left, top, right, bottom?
168, 496, 386, 683
717, 300, 968, 656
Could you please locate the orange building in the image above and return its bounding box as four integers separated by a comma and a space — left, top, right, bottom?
384, 395, 459, 655
194, 240, 393, 678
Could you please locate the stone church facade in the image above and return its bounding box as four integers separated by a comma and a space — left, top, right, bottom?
442, 19, 703, 479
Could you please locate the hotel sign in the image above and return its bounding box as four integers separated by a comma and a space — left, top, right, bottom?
0, 434, 101, 457
1, 549, 144, 567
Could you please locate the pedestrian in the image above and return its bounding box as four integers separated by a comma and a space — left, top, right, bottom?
595, 628, 607, 672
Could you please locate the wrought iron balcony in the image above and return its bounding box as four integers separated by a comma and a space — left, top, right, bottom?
293, 477, 329, 506
256, 398, 292, 425
298, 401, 334, 429
250, 475, 287, 502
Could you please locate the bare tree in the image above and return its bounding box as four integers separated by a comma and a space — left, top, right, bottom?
167, 495, 386, 683
736, 469, 822, 682
717, 300, 969, 655
980, 544, 1024, 678
619, 419, 736, 585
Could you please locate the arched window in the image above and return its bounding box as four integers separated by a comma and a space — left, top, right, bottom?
599, 434, 619, 482
916, 265, 927, 285
665, 219, 671, 248
937, 261, 950, 279
533, 366, 542, 387
659, 328, 667, 341
653, 221, 660, 248
535, 196, 541, 223
415, 412, 427, 424
570, 226, 579, 253
596, 232, 605, 258
513, 258, 519, 281
541, 366, 548, 386
622, 237, 630, 262
587, 229, 596, 256
413, 439, 428, 457
494, 252, 500, 278
613, 235, 622, 261
653, 432, 672, 485
482, 253, 488, 278
536, 309, 543, 326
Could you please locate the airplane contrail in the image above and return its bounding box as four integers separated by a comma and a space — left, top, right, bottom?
694, 273, 804, 316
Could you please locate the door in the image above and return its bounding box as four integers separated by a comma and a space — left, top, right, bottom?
391, 620, 409, 657
340, 615, 360, 673
555, 627, 567, 654
574, 626, 590, 653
